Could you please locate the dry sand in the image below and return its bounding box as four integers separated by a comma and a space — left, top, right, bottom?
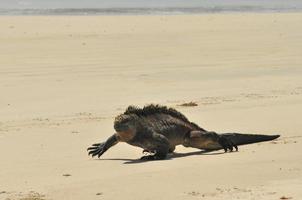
0, 13, 302, 200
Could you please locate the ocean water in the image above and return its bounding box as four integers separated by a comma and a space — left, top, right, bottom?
0, 0, 302, 15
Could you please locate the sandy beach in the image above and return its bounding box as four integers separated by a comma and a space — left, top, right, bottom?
0, 13, 302, 200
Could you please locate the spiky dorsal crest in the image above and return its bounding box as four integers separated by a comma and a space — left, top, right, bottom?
123, 104, 204, 130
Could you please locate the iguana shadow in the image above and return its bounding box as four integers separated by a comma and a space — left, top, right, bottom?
98, 150, 225, 164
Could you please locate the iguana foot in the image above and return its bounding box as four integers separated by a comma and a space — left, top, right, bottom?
87, 142, 106, 158
140, 154, 167, 160
218, 136, 238, 152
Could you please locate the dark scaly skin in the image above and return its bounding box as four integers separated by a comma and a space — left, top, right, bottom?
88, 104, 279, 160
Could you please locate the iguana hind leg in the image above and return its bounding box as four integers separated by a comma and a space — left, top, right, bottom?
139, 132, 170, 160
142, 145, 174, 155
183, 130, 237, 152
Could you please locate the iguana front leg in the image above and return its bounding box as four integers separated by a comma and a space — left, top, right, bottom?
87, 134, 119, 158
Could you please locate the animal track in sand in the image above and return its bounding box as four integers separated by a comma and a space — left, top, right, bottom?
173, 86, 302, 108
185, 186, 281, 199
186, 191, 201, 196
0, 113, 107, 134
4, 191, 47, 200
270, 136, 301, 145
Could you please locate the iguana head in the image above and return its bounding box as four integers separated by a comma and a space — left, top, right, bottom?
114, 114, 137, 132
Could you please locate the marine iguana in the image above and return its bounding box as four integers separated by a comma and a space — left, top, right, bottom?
87, 104, 280, 160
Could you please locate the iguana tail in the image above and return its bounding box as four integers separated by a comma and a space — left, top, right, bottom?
221, 133, 280, 146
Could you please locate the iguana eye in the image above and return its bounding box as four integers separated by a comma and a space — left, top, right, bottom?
120, 116, 132, 124
122, 118, 129, 123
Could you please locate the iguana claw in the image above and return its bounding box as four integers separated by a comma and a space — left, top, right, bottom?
140, 154, 166, 160
87, 142, 106, 158
218, 136, 238, 152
